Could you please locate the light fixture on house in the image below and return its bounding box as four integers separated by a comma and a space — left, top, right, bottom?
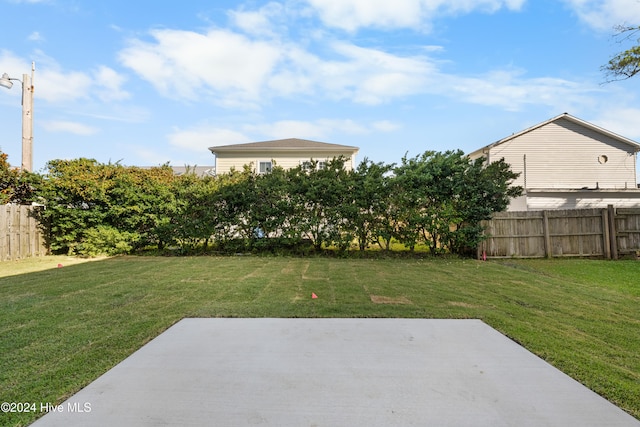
0, 62, 35, 172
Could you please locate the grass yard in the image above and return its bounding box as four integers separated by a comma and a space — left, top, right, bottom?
1, 256, 639, 425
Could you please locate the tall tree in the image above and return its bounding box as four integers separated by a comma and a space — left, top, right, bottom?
602, 25, 640, 81
287, 157, 352, 251
345, 159, 394, 251
392, 150, 521, 255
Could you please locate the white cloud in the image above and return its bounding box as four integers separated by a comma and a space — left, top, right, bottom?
42, 120, 99, 135
1, 50, 131, 104
118, 26, 442, 106
114, 4, 606, 114
328, 42, 437, 104
318, 119, 370, 134
132, 147, 176, 166
442, 70, 597, 112
0, 52, 87, 104
169, 126, 250, 152
93, 66, 130, 102
373, 120, 401, 132
229, 2, 286, 37
267, 45, 320, 96
247, 120, 329, 139
118, 29, 282, 103
0, 50, 32, 92
27, 31, 44, 42
268, 41, 439, 105
305, 0, 526, 31
246, 119, 379, 139
36, 67, 93, 103
562, 0, 640, 30
171, 118, 399, 154
306, 0, 425, 31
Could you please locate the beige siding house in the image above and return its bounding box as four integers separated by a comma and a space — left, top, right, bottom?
469, 113, 640, 211
209, 138, 359, 175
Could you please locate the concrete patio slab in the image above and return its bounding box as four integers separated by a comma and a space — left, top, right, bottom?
32, 318, 639, 426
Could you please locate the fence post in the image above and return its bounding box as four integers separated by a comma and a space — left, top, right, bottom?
608, 205, 618, 260
601, 208, 611, 259
542, 210, 552, 258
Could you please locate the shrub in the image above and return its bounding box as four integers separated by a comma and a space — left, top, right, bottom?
75, 226, 139, 257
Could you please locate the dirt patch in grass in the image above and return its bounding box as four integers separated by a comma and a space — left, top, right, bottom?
448, 301, 480, 308
370, 295, 413, 305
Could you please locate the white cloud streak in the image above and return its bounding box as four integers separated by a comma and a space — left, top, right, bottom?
170, 117, 401, 153
305, 0, 526, 31
111, 1, 602, 116
93, 66, 130, 102
116, 0, 597, 114
42, 120, 99, 135
0, 50, 130, 105
442, 70, 598, 111
27, 31, 44, 41
169, 126, 250, 152
562, 0, 640, 30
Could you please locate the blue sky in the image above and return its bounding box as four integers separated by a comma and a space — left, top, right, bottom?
2, 0, 640, 173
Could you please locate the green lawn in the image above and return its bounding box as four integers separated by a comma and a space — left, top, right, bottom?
1, 256, 639, 425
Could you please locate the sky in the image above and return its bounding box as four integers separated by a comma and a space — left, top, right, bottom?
2, 0, 640, 174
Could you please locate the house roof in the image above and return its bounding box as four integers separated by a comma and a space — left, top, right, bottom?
208, 138, 359, 154
170, 166, 216, 177
469, 113, 640, 157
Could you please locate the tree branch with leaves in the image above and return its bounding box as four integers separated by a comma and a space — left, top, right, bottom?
602, 25, 640, 81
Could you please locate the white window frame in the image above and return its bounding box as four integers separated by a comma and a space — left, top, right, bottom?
258, 160, 272, 174
300, 159, 328, 171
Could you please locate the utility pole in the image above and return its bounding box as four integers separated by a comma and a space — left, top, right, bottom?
0, 62, 35, 172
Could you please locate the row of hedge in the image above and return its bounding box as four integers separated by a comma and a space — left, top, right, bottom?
2, 149, 521, 256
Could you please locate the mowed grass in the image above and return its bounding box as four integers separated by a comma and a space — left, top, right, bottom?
1, 256, 639, 425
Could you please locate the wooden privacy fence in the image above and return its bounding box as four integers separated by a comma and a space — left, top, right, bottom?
478, 206, 640, 259
0, 204, 47, 261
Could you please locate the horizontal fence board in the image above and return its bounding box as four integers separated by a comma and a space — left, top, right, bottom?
479, 206, 640, 259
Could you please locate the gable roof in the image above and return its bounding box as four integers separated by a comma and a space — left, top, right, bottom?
469, 113, 640, 157
209, 138, 359, 154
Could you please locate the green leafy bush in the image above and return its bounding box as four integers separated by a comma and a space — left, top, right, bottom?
31, 151, 521, 257
75, 226, 139, 257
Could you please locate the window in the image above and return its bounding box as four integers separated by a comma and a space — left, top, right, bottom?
300, 159, 328, 171
258, 161, 272, 174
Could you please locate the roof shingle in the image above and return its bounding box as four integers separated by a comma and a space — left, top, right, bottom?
209, 138, 359, 153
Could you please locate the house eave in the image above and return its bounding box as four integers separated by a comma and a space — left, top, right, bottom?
526, 188, 640, 194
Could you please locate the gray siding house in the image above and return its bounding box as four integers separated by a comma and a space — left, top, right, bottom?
468, 113, 640, 211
